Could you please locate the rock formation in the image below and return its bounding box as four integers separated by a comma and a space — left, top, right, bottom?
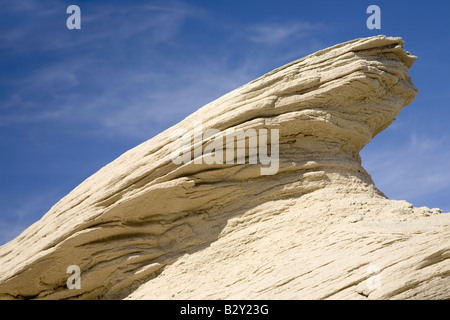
0, 35, 449, 300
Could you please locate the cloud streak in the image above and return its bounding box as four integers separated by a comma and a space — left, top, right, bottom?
0, 1, 201, 53
0, 8, 329, 139
0, 1, 204, 132
246, 21, 326, 45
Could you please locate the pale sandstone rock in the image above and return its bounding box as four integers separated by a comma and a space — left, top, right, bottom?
0, 35, 449, 300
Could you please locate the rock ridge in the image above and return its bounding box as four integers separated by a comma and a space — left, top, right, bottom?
0, 35, 449, 300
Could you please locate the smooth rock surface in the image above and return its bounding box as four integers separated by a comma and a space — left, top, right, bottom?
0, 35, 449, 300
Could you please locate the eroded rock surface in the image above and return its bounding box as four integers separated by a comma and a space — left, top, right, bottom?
1, 35, 449, 300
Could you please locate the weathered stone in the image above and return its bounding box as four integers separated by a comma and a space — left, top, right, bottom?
0, 35, 448, 300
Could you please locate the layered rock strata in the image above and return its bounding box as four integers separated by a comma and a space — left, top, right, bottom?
1, 35, 449, 300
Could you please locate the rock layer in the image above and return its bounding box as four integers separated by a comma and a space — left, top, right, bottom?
1, 35, 449, 300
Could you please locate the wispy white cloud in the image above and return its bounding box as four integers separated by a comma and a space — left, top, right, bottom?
1, 2, 333, 141
0, 52, 256, 139
0, 1, 206, 132
224, 19, 331, 75
0, 0, 59, 15
245, 21, 326, 45
0, 1, 201, 53
97, 63, 256, 137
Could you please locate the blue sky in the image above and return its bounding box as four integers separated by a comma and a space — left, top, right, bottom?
1, 0, 449, 245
